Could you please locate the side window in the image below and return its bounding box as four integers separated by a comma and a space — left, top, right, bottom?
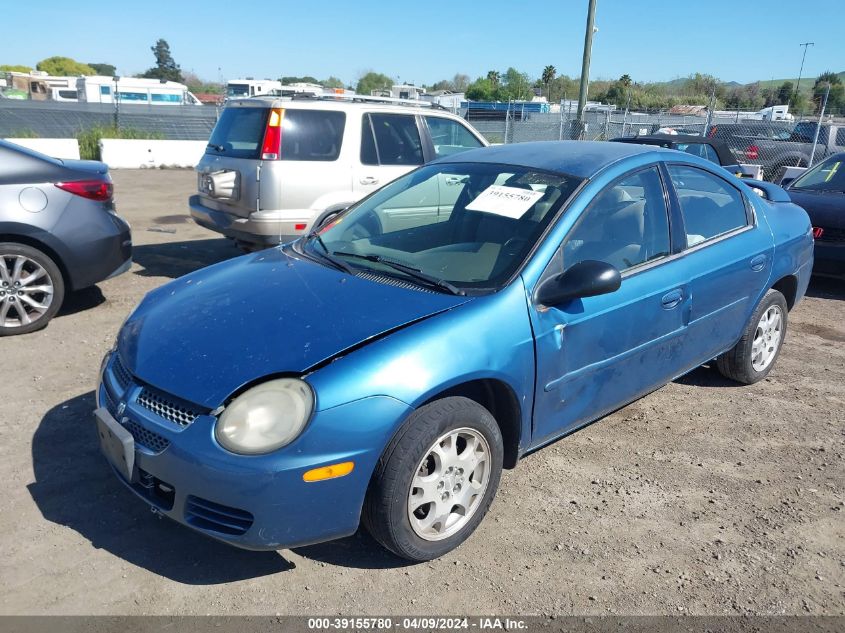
563, 167, 670, 273
668, 165, 748, 247
700, 144, 720, 164
835, 127, 845, 146
424, 116, 484, 158
280, 110, 345, 162
368, 113, 424, 166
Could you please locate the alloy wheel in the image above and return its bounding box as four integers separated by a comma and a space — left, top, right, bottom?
407, 427, 491, 541
0, 254, 55, 328
751, 305, 782, 372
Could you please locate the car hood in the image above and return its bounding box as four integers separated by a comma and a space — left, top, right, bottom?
117, 248, 472, 408
787, 189, 845, 229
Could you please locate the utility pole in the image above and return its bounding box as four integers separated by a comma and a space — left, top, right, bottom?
808, 82, 830, 168
576, 0, 598, 138
794, 42, 814, 103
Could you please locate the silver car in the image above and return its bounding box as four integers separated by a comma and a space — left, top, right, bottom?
0, 140, 132, 336
189, 96, 488, 249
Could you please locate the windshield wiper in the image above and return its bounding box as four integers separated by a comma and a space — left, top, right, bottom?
302, 231, 355, 274
333, 251, 464, 296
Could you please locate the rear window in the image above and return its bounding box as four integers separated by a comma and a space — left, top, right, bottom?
206, 107, 345, 161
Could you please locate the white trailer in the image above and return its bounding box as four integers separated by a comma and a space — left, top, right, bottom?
77, 76, 201, 106
226, 79, 283, 98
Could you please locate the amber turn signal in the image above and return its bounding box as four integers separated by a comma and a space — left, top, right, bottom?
303, 461, 355, 482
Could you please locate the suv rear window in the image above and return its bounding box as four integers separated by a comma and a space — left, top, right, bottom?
206, 107, 346, 161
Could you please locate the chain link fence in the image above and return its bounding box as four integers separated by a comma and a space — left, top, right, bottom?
466, 104, 845, 181
4, 97, 843, 182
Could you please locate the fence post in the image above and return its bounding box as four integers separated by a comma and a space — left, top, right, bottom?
808, 83, 830, 168
702, 86, 716, 137
504, 100, 511, 144
559, 106, 564, 140
603, 109, 610, 140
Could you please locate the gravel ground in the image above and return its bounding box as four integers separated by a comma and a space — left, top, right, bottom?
1, 169, 843, 616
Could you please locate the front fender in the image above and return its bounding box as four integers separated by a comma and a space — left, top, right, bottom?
306, 280, 536, 451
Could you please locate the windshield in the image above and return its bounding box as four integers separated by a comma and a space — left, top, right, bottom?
227, 83, 250, 97
790, 156, 845, 192
313, 162, 584, 292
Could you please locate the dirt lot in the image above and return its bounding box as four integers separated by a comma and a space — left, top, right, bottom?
1, 169, 843, 616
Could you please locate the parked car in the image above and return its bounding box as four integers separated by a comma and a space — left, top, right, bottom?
189, 95, 489, 250
783, 152, 845, 277
721, 121, 845, 181
98, 141, 812, 561
0, 140, 132, 336
611, 134, 743, 176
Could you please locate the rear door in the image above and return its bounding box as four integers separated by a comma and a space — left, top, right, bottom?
665, 163, 773, 365
354, 112, 425, 199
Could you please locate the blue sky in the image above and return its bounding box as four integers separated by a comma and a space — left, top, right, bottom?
3, 0, 843, 85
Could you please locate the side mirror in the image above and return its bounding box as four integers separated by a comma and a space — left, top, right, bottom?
780, 177, 795, 189
535, 260, 621, 306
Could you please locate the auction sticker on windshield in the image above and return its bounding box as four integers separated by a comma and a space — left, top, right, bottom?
466, 185, 544, 219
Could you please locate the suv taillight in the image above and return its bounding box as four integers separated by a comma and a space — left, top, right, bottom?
812, 227, 824, 239
55, 179, 113, 202
745, 144, 759, 160
260, 108, 284, 160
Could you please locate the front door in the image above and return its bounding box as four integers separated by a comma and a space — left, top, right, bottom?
529, 166, 691, 446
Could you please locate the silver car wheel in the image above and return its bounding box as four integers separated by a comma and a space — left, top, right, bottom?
407, 427, 491, 542
0, 254, 55, 328
751, 305, 782, 372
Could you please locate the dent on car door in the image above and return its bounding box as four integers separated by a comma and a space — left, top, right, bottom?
528, 165, 691, 446
664, 163, 774, 365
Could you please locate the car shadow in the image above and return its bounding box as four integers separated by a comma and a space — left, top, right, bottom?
294, 531, 416, 570
56, 286, 106, 318
674, 364, 742, 388
27, 392, 295, 584
806, 275, 845, 301
132, 238, 242, 279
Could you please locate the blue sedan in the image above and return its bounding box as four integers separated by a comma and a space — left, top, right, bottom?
95, 141, 814, 561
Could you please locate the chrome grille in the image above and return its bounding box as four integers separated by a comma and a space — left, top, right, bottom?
112, 355, 132, 392
137, 387, 201, 427
123, 419, 170, 453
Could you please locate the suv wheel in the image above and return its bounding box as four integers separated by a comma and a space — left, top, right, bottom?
0, 243, 65, 336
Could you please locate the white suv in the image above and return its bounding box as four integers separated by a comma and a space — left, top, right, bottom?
189, 96, 488, 248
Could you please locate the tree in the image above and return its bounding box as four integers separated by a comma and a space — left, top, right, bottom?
776, 81, 793, 105
35, 56, 96, 76
465, 77, 497, 101
356, 71, 393, 95
619, 74, 632, 88
281, 75, 320, 85
0, 64, 33, 73
541, 65, 556, 99
88, 63, 116, 76
321, 76, 345, 89
141, 39, 182, 82
452, 73, 470, 92
813, 71, 845, 115
486, 70, 500, 88
499, 67, 532, 101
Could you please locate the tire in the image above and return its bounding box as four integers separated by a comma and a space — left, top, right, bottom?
716, 289, 788, 384
0, 243, 65, 336
363, 396, 504, 561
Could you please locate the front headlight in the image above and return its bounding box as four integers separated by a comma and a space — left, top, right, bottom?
215, 378, 314, 455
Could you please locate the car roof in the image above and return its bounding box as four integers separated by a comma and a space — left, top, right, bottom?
611, 134, 736, 166
435, 140, 671, 179
224, 96, 460, 117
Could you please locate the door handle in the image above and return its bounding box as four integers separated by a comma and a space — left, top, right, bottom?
359, 176, 379, 186
750, 254, 767, 272
444, 175, 465, 186
661, 289, 684, 309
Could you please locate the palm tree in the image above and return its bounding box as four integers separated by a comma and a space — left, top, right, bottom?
486, 70, 500, 88
619, 74, 632, 88
542, 65, 557, 100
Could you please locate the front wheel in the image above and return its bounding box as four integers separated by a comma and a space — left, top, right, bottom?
0, 243, 65, 336
363, 397, 503, 561
716, 289, 788, 384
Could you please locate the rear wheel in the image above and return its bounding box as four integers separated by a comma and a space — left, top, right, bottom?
716, 289, 788, 384
363, 397, 503, 561
0, 243, 64, 336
